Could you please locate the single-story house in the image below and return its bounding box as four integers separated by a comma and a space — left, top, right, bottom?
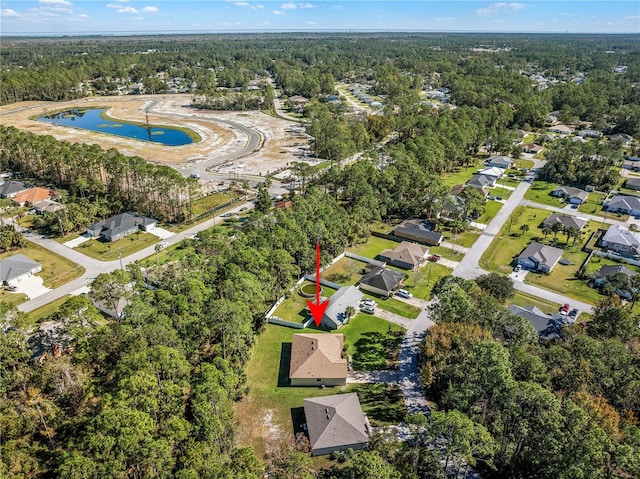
440, 195, 466, 220
466, 174, 494, 192
577, 129, 602, 138
625, 178, 640, 191
289, 333, 348, 386
86, 213, 157, 242
594, 264, 637, 288
378, 241, 428, 270
393, 219, 443, 246
541, 213, 587, 231
359, 266, 405, 297
486, 156, 514, 169
623, 160, 640, 171
609, 133, 633, 145
517, 241, 564, 273
522, 144, 543, 154
507, 305, 568, 341
303, 393, 370, 456
0, 181, 30, 199
604, 195, 640, 216
11, 187, 54, 206
274, 199, 293, 209
601, 224, 640, 257
548, 124, 573, 135
550, 186, 589, 205
319, 285, 363, 330
0, 254, 42, 286
477, 166, 505, 181
33, 199, 64, 214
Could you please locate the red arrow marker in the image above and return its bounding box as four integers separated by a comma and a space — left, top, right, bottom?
307, 242, 329, 327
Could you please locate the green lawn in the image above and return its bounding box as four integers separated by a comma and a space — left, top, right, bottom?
496, 177, 521, 188
523, 181, 565, 207
349, 383, 407, 426
322, 257, 367, 286
506, 292, 561, 315
0, 290, 29, 307
361, 293, 421, 319
404, 262, 453, 300
441, 166, 479, 188
441, 229, 480, 248
25, 295, 71, 326
0, 240, 85, 289
138, 239, 197, 268
341, 313, 405, 369
515, 158, 535, 169
272, 282, 339, 324
74, 232, 159, 261
347, 236, 400, 259
476, 200, 503, 224
429, 245, 465, 261
189, 191, 238, 217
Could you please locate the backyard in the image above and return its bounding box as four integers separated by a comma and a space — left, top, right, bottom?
340, 313, 405, 369
322, 257, 367, 286
347, 236, 401, 259
441, 166, 482, 188
74, 232, 159, 261
272, 282, 339, 324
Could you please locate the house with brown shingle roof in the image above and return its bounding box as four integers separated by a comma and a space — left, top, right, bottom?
378, 241, 428, 270
289, 333, 348, 386
303, 393, 370, 456
11, 187, 54, 206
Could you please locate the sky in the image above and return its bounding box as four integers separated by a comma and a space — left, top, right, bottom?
0, 1, 638, 35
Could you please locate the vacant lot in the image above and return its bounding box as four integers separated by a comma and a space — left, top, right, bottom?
322, 257, 367, 286
347, 236, 400, 259
404, 263, 453, 300
341, 313, 405, 369
74, 232, 159, 261
524, 181, 564, 207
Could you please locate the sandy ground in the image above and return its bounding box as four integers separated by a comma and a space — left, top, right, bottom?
0, 94, 313, 177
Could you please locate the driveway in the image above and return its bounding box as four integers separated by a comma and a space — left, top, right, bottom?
347, 370, 398, 384
63, 233, 91, 248
371, 308, 413, 329
14, 275, 51, 299
148, 227, 175, 240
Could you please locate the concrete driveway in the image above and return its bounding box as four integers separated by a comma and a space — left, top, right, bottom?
63, 234, 91, 248
149, 227, 175, 240
15, 275, 51, 299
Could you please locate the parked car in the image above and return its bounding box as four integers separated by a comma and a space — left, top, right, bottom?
571, 204, 578, 209
514, 264, 522, 272
4, 285, 17, 292
362, 298, 376, 307
569, 308, 579, 318
157, 241, 169, 250
496, 196, 503, 201
361, 305, 375, 314
397, 289, 413, 299
427, 254, 441, 262
239, 207, 249, 212
560, 303, 570, 315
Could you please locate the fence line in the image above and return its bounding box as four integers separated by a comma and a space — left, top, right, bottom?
345, 251, 386, 267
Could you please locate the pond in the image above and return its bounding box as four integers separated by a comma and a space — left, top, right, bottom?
37, 108, 196, 146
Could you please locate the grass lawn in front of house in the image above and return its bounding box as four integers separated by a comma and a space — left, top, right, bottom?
348, 236, 400, 259
506, 292, 561, 315
0, 290, 29, 307
361, 292, 421, 319
476, 200, 503, 224
341, 313, 405, 369
74, 232, 159, 261
479, 206, 559, 274
272, 282, 339, 323
515, 158, 535, 169
442, 229, 481, 248
322, 257, 368, 286
442, 166, 480, 188
404, 262, 453, 299
0, 240, 85, 289
577, 192, 607, 215
496, 177, 521, 188
349, 383, 407, 426
429, 245, 465, 261
524, 181, 565, 208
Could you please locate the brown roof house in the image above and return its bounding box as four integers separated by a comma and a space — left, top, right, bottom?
303, 393, 370, 456
289, 333, 348, 386
11, 187, 54, 206
378, 241, 428, 270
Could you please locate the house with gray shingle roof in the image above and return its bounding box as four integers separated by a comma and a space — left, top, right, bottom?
507, 305, 568, 341
551, 186, 589, 204
0, 181, 30, 199
625, 178, 640, 191
319, 286, 363, 330
466, 174, 493, 195
517, 242, 564, 273
359, 266, 405, 297
541, 213, 587, 231
486, 156, 514, 169
604, 195, 640, 216
0, 254, 42, 286
289, 334, 347, 386
87, 212, 157, 242
394, 219, 443, 246
303, 393, 370, 456
601, 224, 640, 257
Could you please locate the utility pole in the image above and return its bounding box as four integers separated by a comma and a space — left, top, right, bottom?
118, 251, 123, 271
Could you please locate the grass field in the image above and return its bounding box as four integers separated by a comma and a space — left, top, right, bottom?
429, 245, 465, 261
523, 181, 565, 207
347, 236, 400, 259
74, 232, 158, 261
442, 166, 479, 188
476, 200, 503, 224
341, 313, 405, 369
272, 283, 339, 323
441, 229, 481, 248
0, 240, 85, 289
25, 295, 71, 326
404, 262, 453, 299
189, 191, 238, 217
506, 291, 561, 315
322, 257, 367, 286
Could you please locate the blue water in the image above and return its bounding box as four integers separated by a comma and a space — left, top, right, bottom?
37, 108, 194, 146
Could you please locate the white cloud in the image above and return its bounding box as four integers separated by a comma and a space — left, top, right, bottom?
298, 3, 313, 8
39, 0, 72, 5
305, 20, 316, 25
235, 1, 249, 6
117, 6, 139, 14
273, 9, 284, 15
0, 8, 20, 17
77, 13, 89, 18
141, 6, 158, 13
253, 4, 264, 9
281, 2, 296, 9
476, 2, 525, 17
623, 15, 640, 20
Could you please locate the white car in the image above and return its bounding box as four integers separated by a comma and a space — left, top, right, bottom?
157, 241, 169, 250
397, 289, 413, 299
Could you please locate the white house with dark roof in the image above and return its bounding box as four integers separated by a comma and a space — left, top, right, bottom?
517, 242, 564, 273
604, 195, 640, 216
577, 129, 602, 138
551, 186, 589, 204
289, 334, 348, 386
0, 254, 42, 286
303, 393, 370, 456
87, 213, 157, 242
318, 286, 363, 330
601, 224, 640, 257
486, 156, 514, 169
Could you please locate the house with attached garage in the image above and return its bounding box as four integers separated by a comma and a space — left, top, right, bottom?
0, 254, 42, 287
550, 186, 589, 205
316, 285, 363, 330
609, 133, 633, 145
600, 223, 640, 258
378, 241, 428, 270
517, 241, 564, 273
594, 264, 637, 289
359, 266, 405, 297
625, 177, 640, 191
486, 155, 514, 169
541, 213, 587, 231
477, 166, 505, 181
522, 144, 543, 154
303, 393, 370, 456
11, 187, 56, 207
86, 212, 157, 242
548, 124, 573, 135
466, 174, 493, 195
507, 305, 569, 341
0, 181, 30, 199
289, 333, 347, 386
604, 195, 640, 216
393, 219, 443, 246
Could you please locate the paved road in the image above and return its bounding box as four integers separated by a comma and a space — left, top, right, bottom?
18, 201, 253, 313
512, 281, 594, 313
519, 199, 620, 226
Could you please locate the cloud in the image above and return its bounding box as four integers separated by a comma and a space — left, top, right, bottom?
252, 4, 264, 9
273, 9, 284, 15
77, 13, 89, 18
117, 6, 139, 14
476, 2, 525, 17
235, 1, 249, 6
141, 6, 158, 13
623, 15, 640, 20
298, 3, 313, 8
305, 20, 316, 25
39, 0, 72, 5
281, 2, 296, 9
0, 8, 20, 17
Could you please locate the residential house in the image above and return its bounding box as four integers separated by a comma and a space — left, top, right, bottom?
274, 200, 293, 209
318, 286, 363, 330
393, 219, 443, 246
0, 254, 42, 287
604, 195, 640, 216
303, 393, 370, 456
517, 242, 564, 273
86, 213, 157, 242
623, 160, 640, 171
466, 175, 492, 195
378, 241, 428, 270
522, 144, 543, 154
289, 334, 348, 386
600, 224, 640, 257
625, 178, 640, 191
609, 133, 633, 145
551, 186, 589, 205
33, 199, 64, 214
507, 305, 568, 341
541, 213, 587, 231
594, 264, 637, 290
548, 124, 573, 135
477, 166, 505, 181
359, 266, 405, 297
11, 187, 55, 207
486, 156, 514, 169
0, 181, 30, 199
577, 129, 602, 138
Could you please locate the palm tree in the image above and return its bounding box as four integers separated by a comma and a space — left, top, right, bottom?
542, 226, 553, 239
551, 222, 564, 241
519, 224, 530, 236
